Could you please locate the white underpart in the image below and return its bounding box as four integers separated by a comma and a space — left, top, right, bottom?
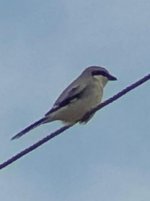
47, 75, 108, 124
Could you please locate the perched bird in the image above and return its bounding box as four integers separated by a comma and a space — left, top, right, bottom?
11, 66, 117, 140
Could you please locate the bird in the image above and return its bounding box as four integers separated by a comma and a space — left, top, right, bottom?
11, 66, 117, 140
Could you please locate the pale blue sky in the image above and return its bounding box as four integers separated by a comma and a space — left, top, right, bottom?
0, 0, 150, 201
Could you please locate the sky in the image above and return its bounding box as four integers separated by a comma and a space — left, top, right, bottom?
0, 0, 150, 200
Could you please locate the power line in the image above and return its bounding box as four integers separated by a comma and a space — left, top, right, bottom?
0, 73, 149, 170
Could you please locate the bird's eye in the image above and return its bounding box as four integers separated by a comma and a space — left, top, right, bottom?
92, 70, 108, 77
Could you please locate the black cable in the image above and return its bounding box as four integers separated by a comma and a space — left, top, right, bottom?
0, 74, 149, 170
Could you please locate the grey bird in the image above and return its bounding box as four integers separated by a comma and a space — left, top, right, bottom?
11, 66, 117, 140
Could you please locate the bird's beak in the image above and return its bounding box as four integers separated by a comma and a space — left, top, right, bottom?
109, 74, 117, 81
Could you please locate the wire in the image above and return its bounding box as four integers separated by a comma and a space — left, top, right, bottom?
0, 73, 149, 170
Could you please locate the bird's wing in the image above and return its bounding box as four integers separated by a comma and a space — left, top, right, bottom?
45, 81, 88, 116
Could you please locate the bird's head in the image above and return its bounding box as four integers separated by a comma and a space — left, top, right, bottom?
83, 66, 117, 86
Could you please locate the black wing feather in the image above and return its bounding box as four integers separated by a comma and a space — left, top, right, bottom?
45, 86, 87, 116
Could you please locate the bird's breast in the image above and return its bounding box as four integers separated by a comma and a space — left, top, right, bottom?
87, 79, 103, 104
48, 79, 104, 124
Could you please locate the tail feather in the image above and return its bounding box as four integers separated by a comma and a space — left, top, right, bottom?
11, 117, 47, 140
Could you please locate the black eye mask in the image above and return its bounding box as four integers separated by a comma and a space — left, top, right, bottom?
92, 70, 117, 81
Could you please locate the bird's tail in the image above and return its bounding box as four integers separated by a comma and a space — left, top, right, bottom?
11, 117, 47, 140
